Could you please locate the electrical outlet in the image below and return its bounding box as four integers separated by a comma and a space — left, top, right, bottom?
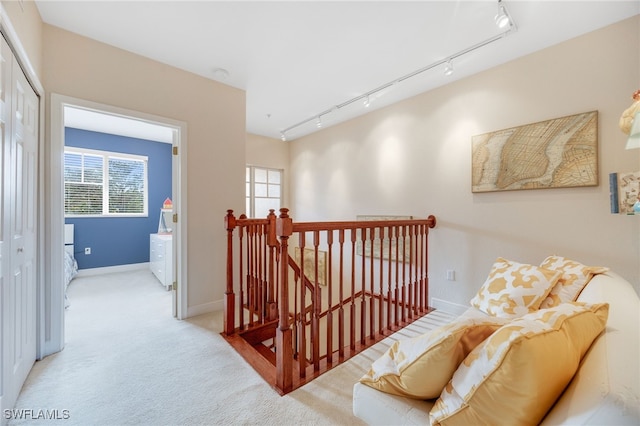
85, 247, 91, 255
446, 269, 455, 281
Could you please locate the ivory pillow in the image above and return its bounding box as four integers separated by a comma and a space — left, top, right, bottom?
430, 302, 609, 426
539, 255, 609, 308
359, 316, 508, 399
470, 257, 561, 318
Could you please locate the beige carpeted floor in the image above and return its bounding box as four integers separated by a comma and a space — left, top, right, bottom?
9, 269, 455, 426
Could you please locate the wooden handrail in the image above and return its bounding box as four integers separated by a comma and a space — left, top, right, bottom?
223, 208, 436, 395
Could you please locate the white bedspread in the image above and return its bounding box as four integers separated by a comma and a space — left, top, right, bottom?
64, 250, 78, 308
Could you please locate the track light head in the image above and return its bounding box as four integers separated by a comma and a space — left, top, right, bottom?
280, 132, 286, 141
444, 60, 454, 76
495, 1, 511, 29
316, 116, 322, 128
363, 95, 370, 108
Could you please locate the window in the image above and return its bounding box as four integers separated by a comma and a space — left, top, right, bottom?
64, 147, 148, 217
246, 166, 282, 218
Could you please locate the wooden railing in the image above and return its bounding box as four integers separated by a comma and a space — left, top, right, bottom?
223, 208, 436, 395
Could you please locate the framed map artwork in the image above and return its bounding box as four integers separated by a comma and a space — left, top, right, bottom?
471, 111, 598, 193
355, 215, 413, 263
294, 247, 327, 286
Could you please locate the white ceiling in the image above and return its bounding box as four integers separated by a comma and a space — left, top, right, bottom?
36, 1, 640, 141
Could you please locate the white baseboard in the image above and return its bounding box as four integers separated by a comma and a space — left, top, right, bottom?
77, 262, 149, 277
431, 297, 468, 316
186, 299, 223, 318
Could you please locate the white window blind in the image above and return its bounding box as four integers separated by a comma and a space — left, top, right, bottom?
64, 147, 148, 217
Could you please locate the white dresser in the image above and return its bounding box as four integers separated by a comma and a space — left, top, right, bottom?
150, 233, 172, 289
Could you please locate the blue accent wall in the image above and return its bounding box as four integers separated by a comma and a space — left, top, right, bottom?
65, 127, 172, 270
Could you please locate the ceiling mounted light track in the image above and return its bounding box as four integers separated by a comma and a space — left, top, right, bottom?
279, 1, 517, 141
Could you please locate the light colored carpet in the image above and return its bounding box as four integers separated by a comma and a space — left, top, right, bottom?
9, 269, 455, 426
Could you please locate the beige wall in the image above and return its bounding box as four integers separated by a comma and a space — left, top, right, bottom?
289, 16, 640, 307
41, 25, 246, 314
1, 1, 42, 78
246, 133, 290, 211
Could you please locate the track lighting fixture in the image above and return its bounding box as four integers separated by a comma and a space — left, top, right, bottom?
495, 0, 511, 29
444, 60, 454, 76
280, 132, 286, 141
279, 1, 517, 140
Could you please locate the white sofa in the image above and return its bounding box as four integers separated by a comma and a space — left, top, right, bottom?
353, 271, 640, 425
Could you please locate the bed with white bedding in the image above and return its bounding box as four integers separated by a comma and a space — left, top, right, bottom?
64, 224, 78, 306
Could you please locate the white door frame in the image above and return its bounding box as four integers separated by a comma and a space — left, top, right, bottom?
45, 94, 188, 357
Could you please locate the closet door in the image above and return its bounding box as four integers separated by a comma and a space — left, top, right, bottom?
0, 34, 38, 418
0, 34, 13, 419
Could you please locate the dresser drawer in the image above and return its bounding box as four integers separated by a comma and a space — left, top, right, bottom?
150, 233, 172, 289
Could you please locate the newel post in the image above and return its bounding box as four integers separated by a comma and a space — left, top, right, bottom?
275, 208, 293, 393
224, 210, 237, 336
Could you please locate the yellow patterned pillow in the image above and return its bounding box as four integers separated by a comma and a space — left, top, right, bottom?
470, 257, 561, 318
539, 255, 609, 308
430, 302, 609, 426
359, 316, 508, 399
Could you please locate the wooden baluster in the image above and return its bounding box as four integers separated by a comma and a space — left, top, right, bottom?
326, 230, 334, 364
266, 210, 277, 321
420, 222, 427, 312
260, 221, 267, 322
416, 224, 421, 314
418, 223, 425, 312
360, 227, 367, 345
299, 231, 307, 378
420, 223, 427, 312
275, 208, 293, 394
293, 256, 299, 360
406, 227, 411, 320
244, 225, 251, 326
224, 210, 236, 335
378, 226, 384, 335
258, 224, 264, 323
350, 228, 357, 350
254, 224, 260, 321
248, 225, 255, 326
406, 225, 412, 320
391, 226, 398, 326
368, 226, 375, 340
386, 226, 392, 331
400, 225, 406, 324
312, 230, 320, 371
409, 225, 418, 319
262, 223, 267, 322
238, 214, 247, 330
338, 229, 345, 358
252, 224, 258, 320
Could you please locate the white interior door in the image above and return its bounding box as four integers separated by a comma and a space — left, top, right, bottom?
0, 32, 11, 421
0, 34, 38, 420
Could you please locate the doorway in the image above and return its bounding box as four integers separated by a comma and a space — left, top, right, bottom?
44, 94, 188, 358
